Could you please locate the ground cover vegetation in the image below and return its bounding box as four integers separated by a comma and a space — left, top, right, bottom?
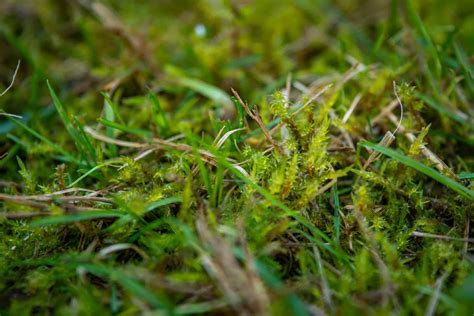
0, 0, 473, 315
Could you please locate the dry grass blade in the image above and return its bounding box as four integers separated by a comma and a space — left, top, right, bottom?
0, 59, 20, 97
342, 93, 362, 124
425, 272, 448, 316
0, 194, 111, 203
313, 246, 334, 311
98, 243, 149, 260
0, 112, 22, 118
215, 128, 245, 149
0, 187, 110, 203
196, 215, 270, 315
412, 231, 474, 243
85, 126, 147, 148
291, 83, 333, 116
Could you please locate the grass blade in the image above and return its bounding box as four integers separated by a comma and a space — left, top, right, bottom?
9, 117, 82, 165
458, 172, 474, 180
417, 93, 471, 127
174, 76, 232, 109
331, 183, 341, 243
78, 263, 171, 311
149, 92, 170, 136
98, 118, 152, 138
47, 80, 96, 165
404, 0, 442, 78
360, 141, 474, 200
146, 196, 182, 213
30, 210, 125, 226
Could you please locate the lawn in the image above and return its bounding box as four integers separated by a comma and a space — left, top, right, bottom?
0, 0, 473, 315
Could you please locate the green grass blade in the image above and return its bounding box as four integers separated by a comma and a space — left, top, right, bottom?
417, 93, 471, 127
453, 42, 474, 94
174, 299, 227, 315
47, 80, 96, 164
9, 117, 82, 165
331, 183, 341, 243
146, 196, 182, 213
98, 118, 152, 138
73, 116, 98, 163
30, 210, 125, 226
360, 141, 474, 200
458, 172, 474, 180
404, 0, 442, 78
103, 93, 118, 156
78, 263, 171, 311
68, 159, 124, 188
149, 92, 170, 136
174, 76, 232, 109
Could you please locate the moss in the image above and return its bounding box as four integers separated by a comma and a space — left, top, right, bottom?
1, 0, 473, 315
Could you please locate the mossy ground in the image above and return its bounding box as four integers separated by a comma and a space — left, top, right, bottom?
0, 0, 473, 315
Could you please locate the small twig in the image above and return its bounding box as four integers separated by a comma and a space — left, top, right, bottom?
231, 88, 283, 153
363, 131, 395, 169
